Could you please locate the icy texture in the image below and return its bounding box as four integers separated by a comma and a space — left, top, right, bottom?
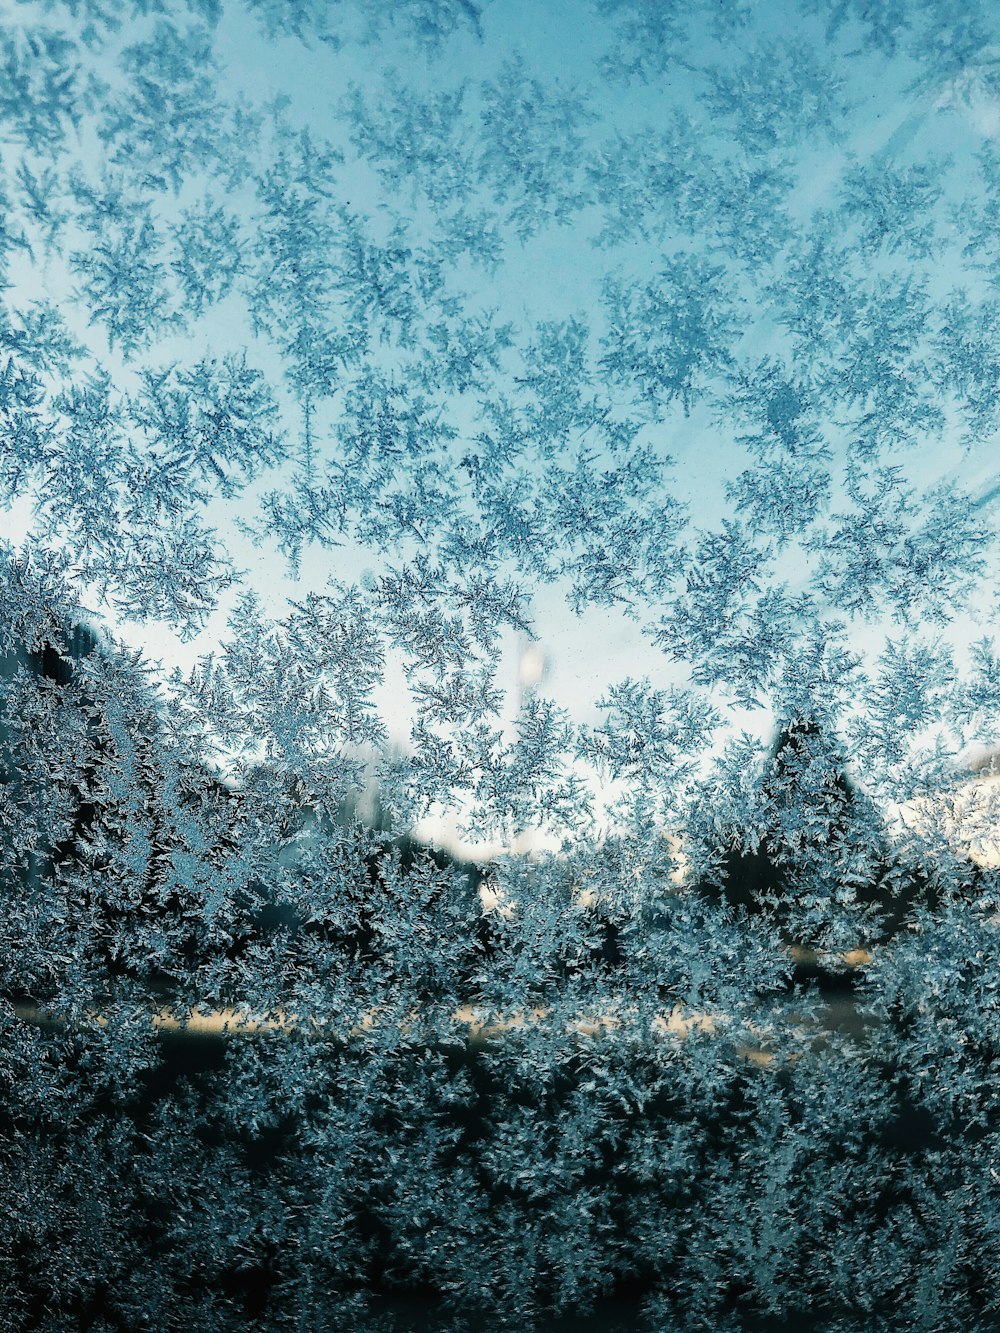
2, 0, 1000, 1328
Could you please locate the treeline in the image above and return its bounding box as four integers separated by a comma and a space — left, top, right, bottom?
3, 612, 1000, 1331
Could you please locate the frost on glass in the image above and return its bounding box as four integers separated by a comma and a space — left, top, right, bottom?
2, 0, 1000, 1329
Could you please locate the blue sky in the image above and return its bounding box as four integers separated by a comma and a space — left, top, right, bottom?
5, 0, 1000, 856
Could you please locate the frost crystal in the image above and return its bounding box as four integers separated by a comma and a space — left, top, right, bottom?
2, 1, 1000, 1328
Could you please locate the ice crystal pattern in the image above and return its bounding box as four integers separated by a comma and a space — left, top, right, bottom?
2, 1, 1000, 1329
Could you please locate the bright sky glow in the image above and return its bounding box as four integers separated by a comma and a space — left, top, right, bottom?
5, 0, 1000, 860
